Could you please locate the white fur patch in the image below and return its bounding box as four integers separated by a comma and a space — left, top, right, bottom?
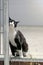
9, 25, 17, 47
16, 49, 23, 58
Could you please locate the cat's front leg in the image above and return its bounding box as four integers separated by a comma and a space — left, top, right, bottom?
16, 50, 23, 58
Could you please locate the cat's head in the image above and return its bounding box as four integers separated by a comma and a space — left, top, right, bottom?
9, 17, 19, 28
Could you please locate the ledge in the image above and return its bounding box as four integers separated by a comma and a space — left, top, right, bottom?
10, 56, 43, 62
0, 55, 43, 62
0, 55, 4, 61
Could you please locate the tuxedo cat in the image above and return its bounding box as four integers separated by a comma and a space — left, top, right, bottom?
9, 17, 28, 57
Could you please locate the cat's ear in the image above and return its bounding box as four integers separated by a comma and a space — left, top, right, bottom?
9, 17, 13, 26
14, 20, 19, 27
9, 17, 14, 23
9, 17, 11, 21
9, 17, 11, 22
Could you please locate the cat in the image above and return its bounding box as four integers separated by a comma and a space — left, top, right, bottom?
9, 17, 28, 57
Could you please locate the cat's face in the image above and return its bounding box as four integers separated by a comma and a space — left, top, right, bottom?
9, 20, 14, 27
9, 17, 15, 27
9, 17, 19, 28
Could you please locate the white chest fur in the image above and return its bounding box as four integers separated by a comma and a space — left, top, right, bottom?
9, 26, 17, 47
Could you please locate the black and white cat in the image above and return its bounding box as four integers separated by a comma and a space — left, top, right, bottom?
9, 17, 28, 57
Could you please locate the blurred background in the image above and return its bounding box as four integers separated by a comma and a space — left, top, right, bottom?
0, 0, 43, 59
9, 0, 43, 26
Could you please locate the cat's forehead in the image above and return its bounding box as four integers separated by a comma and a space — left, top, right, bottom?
10, 21, 14, 24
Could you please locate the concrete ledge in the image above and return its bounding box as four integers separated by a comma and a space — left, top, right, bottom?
0, 55, 43, 62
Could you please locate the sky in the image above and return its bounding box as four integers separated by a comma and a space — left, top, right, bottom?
9, 0, 43, 25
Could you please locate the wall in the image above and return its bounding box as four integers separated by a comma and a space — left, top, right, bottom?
9, 0, 43, 26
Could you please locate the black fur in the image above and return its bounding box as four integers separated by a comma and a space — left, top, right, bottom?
9, 17, 28, 57
9, 17, 14, 22
9, 41, 17, 56
14, 30, 28, 52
